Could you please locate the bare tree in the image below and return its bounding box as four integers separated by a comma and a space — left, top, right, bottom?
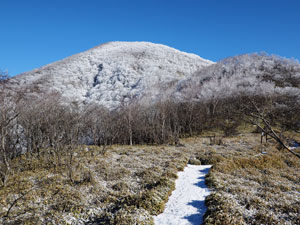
242, 96, 300, 159
0, 71, 20, 186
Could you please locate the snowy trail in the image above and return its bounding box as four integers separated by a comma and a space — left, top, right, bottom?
154, 164, 212, 225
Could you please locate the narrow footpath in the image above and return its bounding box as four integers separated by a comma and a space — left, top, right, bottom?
154, 164, 212, 225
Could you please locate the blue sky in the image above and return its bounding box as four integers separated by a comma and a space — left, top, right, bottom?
1, 0, 300, 76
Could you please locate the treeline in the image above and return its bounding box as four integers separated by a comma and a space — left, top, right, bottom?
2, 90, 299, 151
1, 69, 300, 186
0, 91, 208, 185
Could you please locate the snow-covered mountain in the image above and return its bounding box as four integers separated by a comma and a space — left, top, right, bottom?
12, 41, 213, 108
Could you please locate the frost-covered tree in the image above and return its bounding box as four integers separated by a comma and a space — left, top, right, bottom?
0, 70, 21, 186
175, 53, 300, 139
178, 53, 300, 103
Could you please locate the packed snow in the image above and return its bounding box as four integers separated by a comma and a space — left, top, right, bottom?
154, 164, 211, 225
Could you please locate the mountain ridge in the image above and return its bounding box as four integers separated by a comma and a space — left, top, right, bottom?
12, 41, 213, 108
10, 42, 300, 110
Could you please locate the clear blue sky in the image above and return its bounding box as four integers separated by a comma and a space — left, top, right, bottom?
1, 0, 300, 76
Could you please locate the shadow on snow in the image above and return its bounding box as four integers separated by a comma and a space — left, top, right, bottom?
183, 166, 210, 225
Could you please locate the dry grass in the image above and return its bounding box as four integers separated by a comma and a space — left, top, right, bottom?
194, 133, 300, 225
0, 144, 193, 224
1, 131, 299, 224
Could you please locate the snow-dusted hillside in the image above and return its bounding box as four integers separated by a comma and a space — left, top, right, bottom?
13, 42, 213, 108
175, 53, 300, 102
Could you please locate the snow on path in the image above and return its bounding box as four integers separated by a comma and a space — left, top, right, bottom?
154, 164, 212, 225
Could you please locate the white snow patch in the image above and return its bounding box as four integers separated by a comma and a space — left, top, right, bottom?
154, 164, 211, 225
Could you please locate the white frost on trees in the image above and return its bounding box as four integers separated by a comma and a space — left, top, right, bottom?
177, 53, 300, 104
12, 42, 213, 109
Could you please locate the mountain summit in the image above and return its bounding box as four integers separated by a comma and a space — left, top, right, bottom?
14, 42, 213, 108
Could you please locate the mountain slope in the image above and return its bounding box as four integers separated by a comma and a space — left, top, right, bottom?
13, 42, 213, 108
175, 53, 300, 102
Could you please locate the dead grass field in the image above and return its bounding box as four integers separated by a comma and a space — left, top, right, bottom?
193, 133, 300, 225
1, 130, 299, 225
0, 144, 194, 225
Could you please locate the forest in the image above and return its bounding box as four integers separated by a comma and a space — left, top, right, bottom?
1, 53, 300, 224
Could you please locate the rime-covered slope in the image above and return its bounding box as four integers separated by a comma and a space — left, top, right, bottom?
175, 53, 300, 101
13, 42, 213, 108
